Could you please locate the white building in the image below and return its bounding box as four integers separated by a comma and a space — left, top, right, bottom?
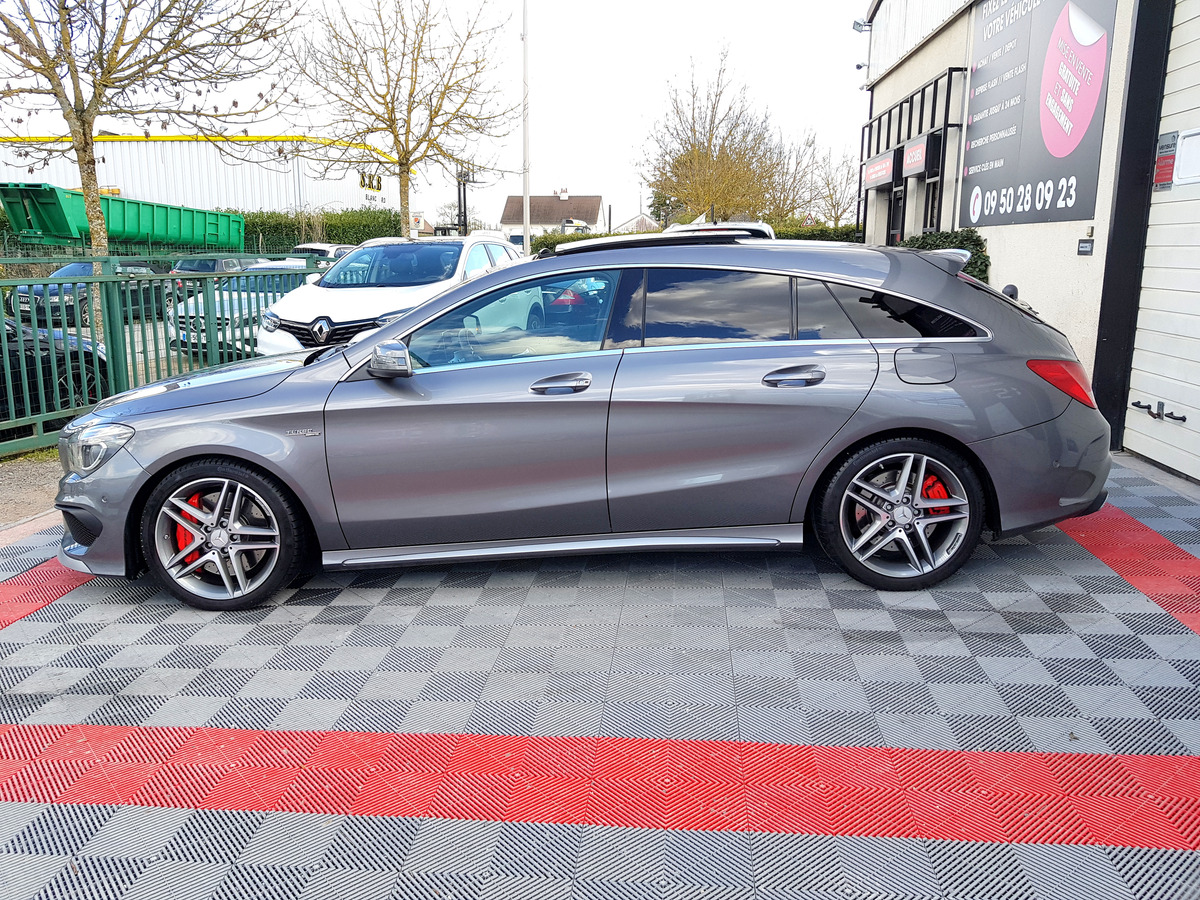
498, 191, 606, 247
858, 0, 1198, 481
0, 134, 399, 213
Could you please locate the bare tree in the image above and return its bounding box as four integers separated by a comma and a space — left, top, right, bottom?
812, 149, 859, 227
434, 201, 491, 232
0, 0, 296, 262
759, 131, 820, 224
645, 53, 814, 223
294, 0, 514, 228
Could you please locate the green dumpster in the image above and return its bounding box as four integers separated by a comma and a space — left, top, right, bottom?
0, 183, 245, 250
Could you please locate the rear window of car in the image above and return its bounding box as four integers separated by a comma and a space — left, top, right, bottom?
828, 284, 978, 339
644, 268, 792, 346
173, 259, 218, 273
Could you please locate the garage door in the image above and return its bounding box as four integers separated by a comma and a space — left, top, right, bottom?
1124, 0, 1200, 480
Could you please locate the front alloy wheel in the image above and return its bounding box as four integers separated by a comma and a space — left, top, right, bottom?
815, 439, 983, 590
143, 460, 303, 609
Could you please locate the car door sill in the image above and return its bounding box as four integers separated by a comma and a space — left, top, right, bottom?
323, 524, 806, 569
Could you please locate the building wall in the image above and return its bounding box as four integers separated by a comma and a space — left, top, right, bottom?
973, 2, 1137, 377
1123, 0, 1200, 479
871, 15, 972, 111
0, 138, 397, 213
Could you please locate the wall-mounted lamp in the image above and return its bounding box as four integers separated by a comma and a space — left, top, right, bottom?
853, 19, 872, 32
855, 63, 869, 70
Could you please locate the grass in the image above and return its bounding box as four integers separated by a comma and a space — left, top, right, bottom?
2, 447, 59, 464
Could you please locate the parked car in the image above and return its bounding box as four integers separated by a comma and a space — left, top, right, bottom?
256, 233, 522, 355
665, 220, 776, 239
2, 316, 107, 423
56, 232, 1110, 611
292, 243, 357, 267
166, 260, 308, 359
7, 262, 93, 326
169, 256, 265, 304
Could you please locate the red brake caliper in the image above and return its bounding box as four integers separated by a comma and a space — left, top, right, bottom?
175, 493, 203, 565
921, 475, 950, 517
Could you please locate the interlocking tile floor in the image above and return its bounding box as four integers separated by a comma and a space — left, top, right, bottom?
0, 462, 1197, 899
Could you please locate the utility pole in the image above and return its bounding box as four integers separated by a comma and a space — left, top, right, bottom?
522, 0, 531, 252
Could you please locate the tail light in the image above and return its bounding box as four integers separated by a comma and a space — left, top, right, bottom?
552, 288, 583, 306
1027, 359, 1097, 408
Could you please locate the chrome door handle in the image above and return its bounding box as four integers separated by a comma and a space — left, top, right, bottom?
763, 365, 825, 387
530, 372, 592, 394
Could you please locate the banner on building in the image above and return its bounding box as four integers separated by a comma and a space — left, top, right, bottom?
960, 0, 1117, 227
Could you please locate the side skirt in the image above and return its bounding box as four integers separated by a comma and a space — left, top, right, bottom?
322, 524, 806, 569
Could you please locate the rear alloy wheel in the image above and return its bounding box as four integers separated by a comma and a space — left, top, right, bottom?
142, 460, 304, 610
814, 438, 983, 591
526, 307, 544, 332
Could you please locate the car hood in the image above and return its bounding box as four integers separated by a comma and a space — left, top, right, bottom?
267, 281, 450, 324
91, 352, 311, 418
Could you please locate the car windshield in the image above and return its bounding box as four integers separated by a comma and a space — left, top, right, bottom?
320, 242, 462, 288
53, 263, 92, 277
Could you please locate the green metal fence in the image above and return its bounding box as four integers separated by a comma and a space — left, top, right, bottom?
1, 255, 320, 455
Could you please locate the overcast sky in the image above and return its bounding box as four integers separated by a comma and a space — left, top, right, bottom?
411, 1, 872, 228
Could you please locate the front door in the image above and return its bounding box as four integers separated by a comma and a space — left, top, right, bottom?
325, 268, 628, 548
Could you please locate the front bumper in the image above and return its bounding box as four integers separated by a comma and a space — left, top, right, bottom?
55, 445, 150, 578
970, 399, 1112, 538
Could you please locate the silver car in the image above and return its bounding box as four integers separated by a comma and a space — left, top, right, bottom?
55, 233, 1111, 610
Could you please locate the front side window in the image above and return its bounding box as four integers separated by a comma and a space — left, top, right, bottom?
463, 244, 491, 279
321, 243, 463, 289
407, 270, 622, 370
644, 268, 791, 346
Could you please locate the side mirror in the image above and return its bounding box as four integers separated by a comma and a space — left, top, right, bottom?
367, 341, 413, 378
1002, 284, 1019, 300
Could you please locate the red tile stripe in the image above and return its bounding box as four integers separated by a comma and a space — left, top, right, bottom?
1060, 504, 1200, 634
0, 724, 1195, 849
0, 560, 91, 629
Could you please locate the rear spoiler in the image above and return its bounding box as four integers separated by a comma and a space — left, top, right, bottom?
918, 248, 972, 275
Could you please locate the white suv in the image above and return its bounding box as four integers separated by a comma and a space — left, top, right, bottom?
257, 233, 523, 354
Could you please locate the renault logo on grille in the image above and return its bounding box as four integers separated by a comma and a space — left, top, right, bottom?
311, 318, 333, 343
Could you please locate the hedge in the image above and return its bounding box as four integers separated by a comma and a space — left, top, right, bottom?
239, 207, 412, 253
899, 228, 989, 282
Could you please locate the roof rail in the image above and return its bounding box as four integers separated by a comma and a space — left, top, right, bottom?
552, 230, 751, 255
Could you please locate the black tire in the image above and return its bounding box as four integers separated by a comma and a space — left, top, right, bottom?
141, 458, 305, 610
526, 306, 544, 332
812, 437, 984, 591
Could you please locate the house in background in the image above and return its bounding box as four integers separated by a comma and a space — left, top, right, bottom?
614, 213, 661, 234
499, 190, 605, 247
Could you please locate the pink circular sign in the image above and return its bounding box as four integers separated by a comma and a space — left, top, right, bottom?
1040, 2, 1108, 158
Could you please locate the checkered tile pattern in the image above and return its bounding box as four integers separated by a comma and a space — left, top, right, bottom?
0, 526, 63, 583
0, 460, 1197, 899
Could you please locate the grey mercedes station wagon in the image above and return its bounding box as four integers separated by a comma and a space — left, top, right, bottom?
56, 232, 1111, 610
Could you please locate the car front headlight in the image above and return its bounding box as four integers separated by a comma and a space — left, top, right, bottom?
262, 311, 280, 332
61, 422, 135, 477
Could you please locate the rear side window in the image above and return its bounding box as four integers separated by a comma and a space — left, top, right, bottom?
795, 278, 860, 340
828, 285, 978, 339
644, 268, 791, 346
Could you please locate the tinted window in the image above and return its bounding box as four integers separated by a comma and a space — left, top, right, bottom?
796, 278, 861, 340
173, 259, 217, 273
407, 269, 621, 369
644, 268, 790, 346
828, 285, 978, 339
603, 269, 645, 349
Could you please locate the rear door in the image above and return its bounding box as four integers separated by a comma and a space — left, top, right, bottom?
606, 268, 879, 532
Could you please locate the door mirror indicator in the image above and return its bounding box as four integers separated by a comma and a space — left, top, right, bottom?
368, 341, 414, 378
